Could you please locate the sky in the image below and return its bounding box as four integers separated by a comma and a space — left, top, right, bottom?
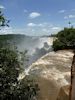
0, 0, 75, 36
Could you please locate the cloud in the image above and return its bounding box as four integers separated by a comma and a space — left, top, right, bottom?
0, 27, 13, 35
64, 14, 75, 19
27, 22, 53, 28
51, 27, 61, 30
69, 15, 75, 18
29, 12, 41, 19
71, 9, 75, 11
0, 5, 5, 9
0, 27, 26, 35
64, 16, 68, 19
0, 23, 61, 36
41, 26, 61, 35
37, 23, 53, 27
58, 10, 66, 13
27, 23, 44, 27
27, 22, 61, 35
42, 28, 50, 33
27, 23, 36, 27
24, 9, 28, 13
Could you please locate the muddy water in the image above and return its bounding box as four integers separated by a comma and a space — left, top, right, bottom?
29, 50, 73, 100
37, 76, 59, 100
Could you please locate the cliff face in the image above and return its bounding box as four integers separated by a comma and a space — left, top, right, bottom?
28, 50, 73, 100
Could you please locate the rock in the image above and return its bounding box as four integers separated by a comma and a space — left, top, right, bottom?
57, 85, 70, 100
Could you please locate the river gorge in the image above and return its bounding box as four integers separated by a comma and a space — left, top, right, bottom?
17, 36, 73, 100
0, 34, 73, 100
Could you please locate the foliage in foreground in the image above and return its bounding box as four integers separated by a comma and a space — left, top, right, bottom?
0, 47, 39, 100
0, 10, 9, 27
53, 27, 75, 51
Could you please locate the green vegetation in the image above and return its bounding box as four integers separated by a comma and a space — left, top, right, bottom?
0, 10, 9, 27
0, 47, 39, 100
53, 27, 75, 51
0, 34, 26, 48
0, 47, 21, 99
0, 10, 39, 100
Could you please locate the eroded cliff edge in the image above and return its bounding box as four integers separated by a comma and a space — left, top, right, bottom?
28, 50, 73, 100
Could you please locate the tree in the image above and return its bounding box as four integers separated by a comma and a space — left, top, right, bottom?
0, 11, 39, 100
0, 10, 9, 28
53, 27, 75, 51
0, 47, 39, 100
0, 48, 22, 99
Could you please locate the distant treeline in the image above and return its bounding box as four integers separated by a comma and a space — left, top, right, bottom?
0, 34, 26, 47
